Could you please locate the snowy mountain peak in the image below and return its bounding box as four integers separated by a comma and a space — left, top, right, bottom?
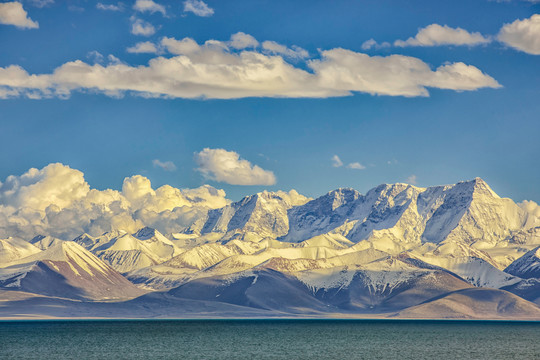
133, 226, 159, 240
505, 245, 540, 279
324, 188, 361, 210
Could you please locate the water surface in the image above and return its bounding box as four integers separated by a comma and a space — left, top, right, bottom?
1, 319, 539, 359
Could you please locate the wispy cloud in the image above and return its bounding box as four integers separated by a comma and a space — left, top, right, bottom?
195, 148, 276, 185
29, 0, 54, 8
361, 39, 390, 50
333, 156, 366, 170
127, 41, 159, 54
262, 41, 309, 60
406, 175, 418, 185
97, 3, 124, 12
332, 155, 343, 168
183, 0, 214, 17
87, 51, 104, 64
0, 2, 38, 29
346, 162, 366, 170
152, 159, 177, 171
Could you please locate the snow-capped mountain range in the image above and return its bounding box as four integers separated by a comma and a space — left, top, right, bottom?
1, 178, 540, 319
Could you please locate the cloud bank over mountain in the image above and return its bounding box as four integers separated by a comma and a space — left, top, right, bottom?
0, 163, 230, 239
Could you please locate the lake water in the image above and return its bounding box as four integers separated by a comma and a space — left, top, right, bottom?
1, 319, 539, 359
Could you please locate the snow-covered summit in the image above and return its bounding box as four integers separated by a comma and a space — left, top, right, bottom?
505, 246, 540, 279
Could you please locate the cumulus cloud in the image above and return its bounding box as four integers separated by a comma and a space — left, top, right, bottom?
311, 48, 501, 96
262, 41, 309, 59
131, 18, 155, 36
394, 24, 491, 47
0, 163, 230, 239
97, 3, 124, 11
519, 200, 540, 217
0, 2, 38, 29
347, 162, 366, 170
133, 0, 166, 16
183, 0, 213, 17
127, 41, 159, 54
195, 148, 276, 186
0, 34, 501, 99
498, 14, 540, 55
331, 155, 343, 168
152, 159, 176, 171
229, 32, 259, 50
0, 163, 89, 211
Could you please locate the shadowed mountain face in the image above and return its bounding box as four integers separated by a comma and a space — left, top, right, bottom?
505, 246, 540, 279
0, 242, 145, 300
0, 178, 539, 319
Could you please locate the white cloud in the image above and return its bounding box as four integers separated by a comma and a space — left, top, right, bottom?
310, 48, 501, 96
97, 3, 124, 11
395, 24, 491, 47
0, 2, 38, 29
0, 163, 89, 211
29, 0, 54, 8
406, 175, 417, 185
127, 41, 159, 54
0, 35, 501, 100
0, 163, 230, 239
332, 155, 343, 168
361, 39, 391, 50
131, 18, 156, 36
87, 50, 105, 64
152, 159, 176, 171
262, 41, 309, 59
133, 0, 166, 16
347, 162, 366, 170
183, 0, 213, 17
195, 148, 276, 186
160, 36, 201, 54
229, 32, 259, 49
519, 200, 540, 217
498, 14, 540, 55
68, 5, 84, 12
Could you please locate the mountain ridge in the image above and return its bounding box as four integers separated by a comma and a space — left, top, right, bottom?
0, 178, 539, 319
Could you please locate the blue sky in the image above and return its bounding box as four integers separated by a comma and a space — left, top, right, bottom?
0, 0, 539, 202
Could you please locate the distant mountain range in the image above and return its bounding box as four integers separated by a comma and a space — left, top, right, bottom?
1, 178, 540, 319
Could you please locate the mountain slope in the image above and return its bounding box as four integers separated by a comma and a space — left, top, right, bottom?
0, 238, 41, 263
0, 242, 145, 300
74, 229, 181, 273
505, 246, 540, 279
394, 288, 540, 319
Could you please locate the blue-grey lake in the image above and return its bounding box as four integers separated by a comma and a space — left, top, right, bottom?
1, 319, 539, 359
